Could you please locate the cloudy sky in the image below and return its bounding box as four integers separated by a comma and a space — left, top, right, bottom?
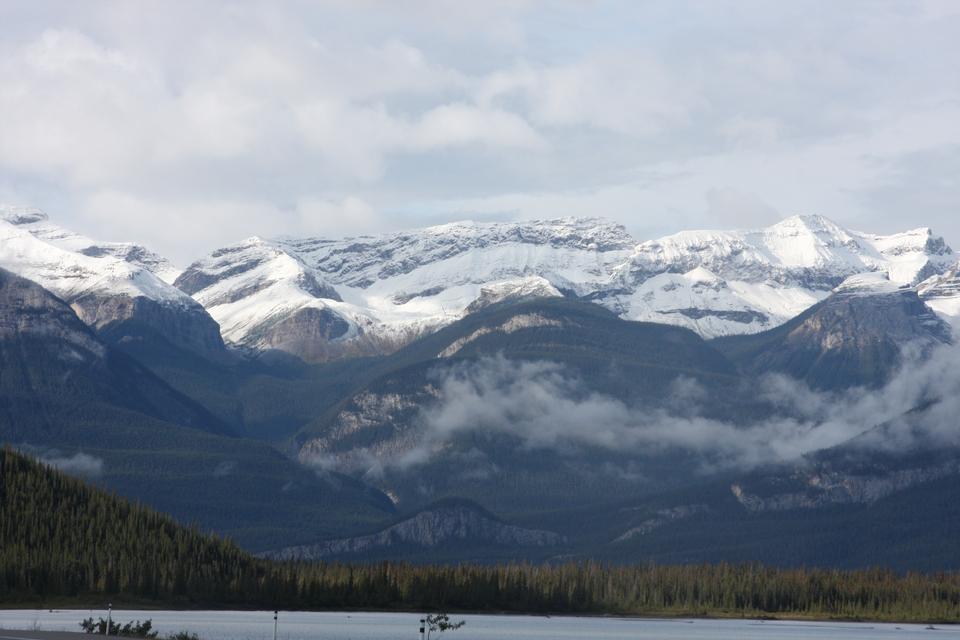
1, 0, 959, 262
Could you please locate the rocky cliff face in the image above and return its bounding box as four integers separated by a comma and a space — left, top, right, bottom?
70, 293, 226, 357
0, 267, 231, 436
714, 282, 952, 389
298, 385, 439, 475
0, 207, 226, 358
919, 261, 960, 329
611, 504, 710, 543
0, 267, 105, 360
731, 461, 960, 512
264, 502, 564, 560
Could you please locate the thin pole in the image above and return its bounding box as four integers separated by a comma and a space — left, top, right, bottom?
419, 617, 425, 640
273, 610, 278, 640
106, 603, 112, 636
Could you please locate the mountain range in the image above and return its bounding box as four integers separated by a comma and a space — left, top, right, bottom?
6, 207, 955, 364
1, 204, 959, 567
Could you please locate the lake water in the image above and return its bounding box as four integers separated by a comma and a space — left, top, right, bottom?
0, 609, 957, 639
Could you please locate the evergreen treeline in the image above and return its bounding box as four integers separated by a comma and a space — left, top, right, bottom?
3, 448, 960, 622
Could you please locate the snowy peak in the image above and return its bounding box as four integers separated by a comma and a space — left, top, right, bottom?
609, 214, 956, 339
281, 216, 634, 289
766, 213, 858, 239
0, 205, 49, 225
834, 271, 905, 295
463, 276, 563, 314
757, 214, 865, 268
1, 205, 182, 285
0, 207, 225, 356
176, 213, 958, 361
177, 236, 340, 303
173, 237, 367, 358
0, 213, 188, 306
918, 261, 960, 329
620, 214, 953, 289
180, 217, 636, 361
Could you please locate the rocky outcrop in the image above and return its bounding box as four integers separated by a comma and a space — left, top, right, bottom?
438, 312, 566, 357
731, 462, 960, 512
463, 276, 563, 314
714, 287, 952, 389
0, 268, 105, 360
70, 293, 226, 357
919, 262, 960, 328
247, 306, 351, 358
612, 504, 710, 543
0, 267, 232, 435
263, 502, 564, 560
298, 386, 439, 474
0, 207, 227, 359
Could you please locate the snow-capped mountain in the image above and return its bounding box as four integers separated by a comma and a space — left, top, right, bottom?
4, 207, 955, 363
176, 218, 634, 360
0, 206, 224, 356
179, 214, 956, 361
608, 215, 956, 336
173, 236, 398, 362
919, 261, 960, 328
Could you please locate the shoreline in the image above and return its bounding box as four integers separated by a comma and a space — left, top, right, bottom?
1, 605, 957, 627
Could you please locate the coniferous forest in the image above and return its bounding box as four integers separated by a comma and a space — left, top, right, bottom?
2, 448, 960, 623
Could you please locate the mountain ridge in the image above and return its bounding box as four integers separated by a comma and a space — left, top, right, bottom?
178, 213, 960, 362
3, 207, 957, 364
0, 206, 226, 359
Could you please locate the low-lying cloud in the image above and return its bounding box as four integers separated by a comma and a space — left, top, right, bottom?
375, 342, 960, 474
39, 451, 104, 478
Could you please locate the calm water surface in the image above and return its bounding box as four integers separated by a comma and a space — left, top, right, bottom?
0, 609, 957, 640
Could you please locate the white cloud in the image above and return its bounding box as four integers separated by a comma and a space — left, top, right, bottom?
411, 103, 544, 151
479, 54, 700, 137
334, 342, 960, 476
293, 100, 544, 182
40, 451, 104, 478
415, 101, 960, 240
295, 196, 384, 238
78, 191, 288, 261
0, 1, 959, 258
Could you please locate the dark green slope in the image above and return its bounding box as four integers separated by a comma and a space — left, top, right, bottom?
592, 471, 960, 571
0, 269, 394, 551
0, 269, 233, 437
582, 399, 960, 570
0, 447, 260, 601
290, 298, 752, 521
297, 297, 743, 445
370, 297, 736, 386
104, 317, 385, 444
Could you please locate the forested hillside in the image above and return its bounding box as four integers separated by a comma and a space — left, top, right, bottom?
3, 448, 960, 622
0, 447, 264, 601
0, 268, 394, 551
